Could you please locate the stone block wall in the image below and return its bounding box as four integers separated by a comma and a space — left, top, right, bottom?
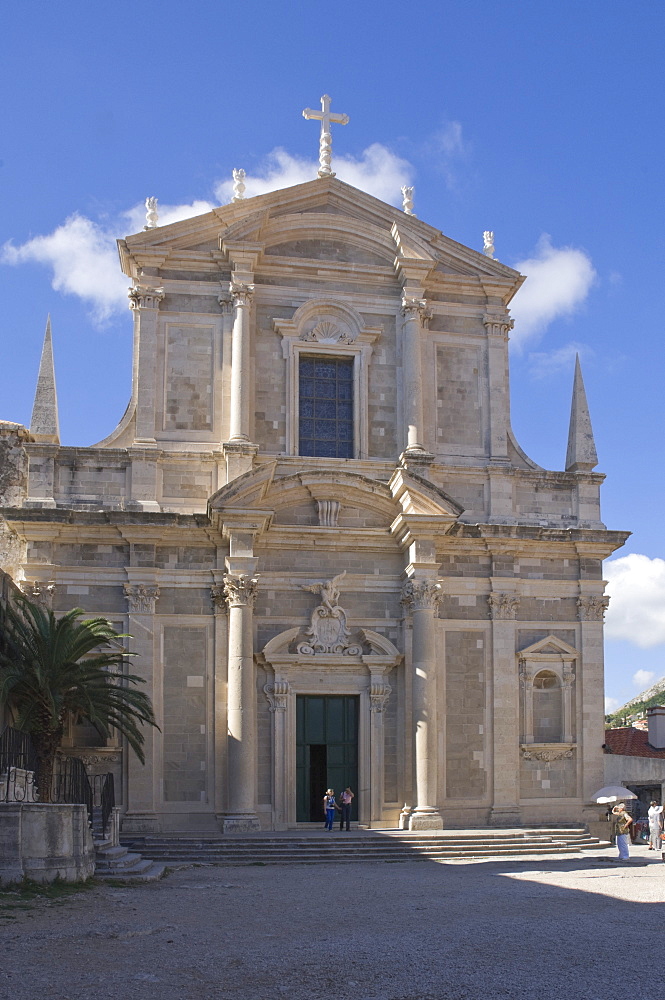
445, 630, 487, 800
162, 625, 208, 804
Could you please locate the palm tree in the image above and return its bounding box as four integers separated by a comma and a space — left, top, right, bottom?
0, 595, 157, 802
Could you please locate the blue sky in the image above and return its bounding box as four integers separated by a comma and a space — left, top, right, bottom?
1, 1, 663, 708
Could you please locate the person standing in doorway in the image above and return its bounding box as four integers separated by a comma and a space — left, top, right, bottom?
339, 787, 354, 831
648, 800, 662, 850
323, 789, 337, 831
612, 803, 633, 860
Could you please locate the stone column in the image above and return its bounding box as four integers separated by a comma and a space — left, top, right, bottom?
402, 578, 443, 830
221, 572, 261, 832
488, 592, 521, 826
400, 296, 431, 454
519, 660, 535, 744
368, 671, 392, 827
128, 284, 165, 444
121, 582, 161, 834
211, 584, 229, 825
228, 282, 254, 444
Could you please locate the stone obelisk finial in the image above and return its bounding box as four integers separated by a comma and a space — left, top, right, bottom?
565, 354, 598, 472
30, 315, 60, 445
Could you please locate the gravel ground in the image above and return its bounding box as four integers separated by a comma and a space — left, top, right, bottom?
1, 843, 664, 1000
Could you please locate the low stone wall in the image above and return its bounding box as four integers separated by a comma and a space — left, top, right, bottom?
0, 803, 95, 884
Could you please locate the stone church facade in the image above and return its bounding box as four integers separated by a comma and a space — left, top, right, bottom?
0, 177, 628, 832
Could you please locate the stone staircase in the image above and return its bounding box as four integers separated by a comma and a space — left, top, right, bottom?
94, 837, 165, 882
120, 827, 608, 868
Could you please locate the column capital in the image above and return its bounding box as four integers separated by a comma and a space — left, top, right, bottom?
128, 284, 165, 311
20, 580, 56, 610
123, 583, 160, 614
578, 595, 609, 621
483, 313, 514, 339
401, 578, 443, 612
223, 572, 259, 609
210, 584, 228, 613
229, 281, 255, 307
401, 294, 432, 327
488, 592, 519, 620
218, 290, 234, 313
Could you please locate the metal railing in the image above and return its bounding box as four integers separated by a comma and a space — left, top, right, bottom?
0, 726, 39, 802
92, 772, 115, 837
53, 753, 94, 827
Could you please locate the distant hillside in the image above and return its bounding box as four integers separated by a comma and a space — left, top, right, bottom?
606, 676, 665, 728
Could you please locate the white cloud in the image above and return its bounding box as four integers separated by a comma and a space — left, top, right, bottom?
2, 143, 414, 322
633, 669, 655, 689
510, 235, 596, 347
214, 143, 412, 206
2, 214, 127, 322
527, 341, 591, 379
605, 554, 665, 649
605, 696, 620, 713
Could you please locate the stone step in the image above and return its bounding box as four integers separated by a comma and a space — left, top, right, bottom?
118, 827, 606, 868
95, 860, 165, 882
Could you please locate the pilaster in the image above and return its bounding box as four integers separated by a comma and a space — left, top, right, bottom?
483, 313, 513, 463
129, 283, 165, 444
121, 578, 161, 833
488, 590, 521, 826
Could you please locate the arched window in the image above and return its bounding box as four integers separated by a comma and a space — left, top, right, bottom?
532, 670, 563, 743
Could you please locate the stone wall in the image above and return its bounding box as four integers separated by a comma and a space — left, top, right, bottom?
445, 630, 487, 800
162, 625, 208, 804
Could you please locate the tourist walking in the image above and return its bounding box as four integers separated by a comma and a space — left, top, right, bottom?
339, 786, 354, 831
612, 803, 633, 860
323, 789, 337, 831
648, 800, 662, 850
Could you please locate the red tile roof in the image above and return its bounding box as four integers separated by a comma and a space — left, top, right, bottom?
604, 727, 665, 758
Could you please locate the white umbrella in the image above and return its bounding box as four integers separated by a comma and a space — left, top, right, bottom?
591, 785, 638, 804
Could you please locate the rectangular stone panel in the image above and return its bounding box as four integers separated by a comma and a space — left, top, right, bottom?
445, 630, 486, 799
436, 346, 482, 449
162, 625, 207, 803
163, 325, 214, 431
520, 752, 577, 798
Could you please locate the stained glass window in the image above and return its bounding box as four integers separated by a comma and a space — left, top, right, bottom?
299, 355, 354, 458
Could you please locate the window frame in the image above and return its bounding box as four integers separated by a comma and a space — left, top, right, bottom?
274, 300, 381, 460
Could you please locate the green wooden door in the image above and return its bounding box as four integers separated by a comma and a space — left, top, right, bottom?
296, 695, 358, 823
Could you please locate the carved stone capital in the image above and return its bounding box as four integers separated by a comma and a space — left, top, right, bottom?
369, 680, 392, 714
217, 291, 234, 314
223, 573, 259, 609
264, 681, 289, 712
562, 663, 576, 687
519, 661, 536, 688
488, 593, 519, 620
229, 281, 255, 308
210, 585, 228, 613
401, 295, 432, 327
20, 580, 56, 610
483, 313, 514, 339
128, 284, 165, 311
578, 595, 609, 622
401, 579, 443, 612
124, 583, 160, 614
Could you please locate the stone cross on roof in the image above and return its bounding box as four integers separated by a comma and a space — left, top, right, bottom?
302, 94, 349, 179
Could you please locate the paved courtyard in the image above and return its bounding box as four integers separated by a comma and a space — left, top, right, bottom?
2, 844, 664, 1000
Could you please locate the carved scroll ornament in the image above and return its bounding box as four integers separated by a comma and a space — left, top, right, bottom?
298, 571, 362, 655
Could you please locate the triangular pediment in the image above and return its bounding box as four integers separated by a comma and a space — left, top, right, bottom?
519, 635, 578, 658
119, 176, 523, 296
